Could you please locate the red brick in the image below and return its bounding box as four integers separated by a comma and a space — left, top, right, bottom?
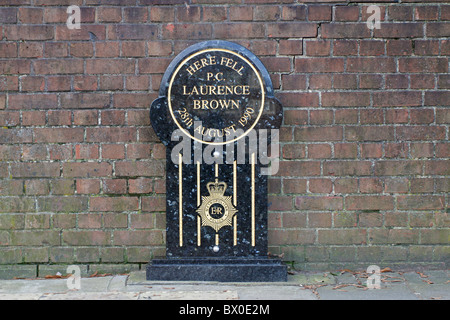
374, 160, 422, 176
373, 91, 422, 107
359, 178, 383, 193
282, 144, 306, 160
424, 91, 450, 106
115, 161, 165, 177
267, 22, 317, 38
48, 110, 71, 126
374, 23, 423, 38
129, 178, 153, 194
122, 41, 146, 57
346, 195, 394, 211
295, 196, 343, 211
397, 126, 446, 141
86, 128, 136, 143
75, 144, 99, 160
95, 42, 120, 58
386, 40, 413, 56
150, 6, 175, 22
62, 230, 110, 246
86, 59, 135, 74
397, 195, 445, 210
97, 7, 122, 22
426, 23, 450, 37
47, 76, 71, 91
295, 57, 344, 73
309, 178, 332, 193
176, 6, 201, 22
20, 76, 45, 92
310, 110, 333, 124
63, 163, 112, 178
268, 195, 293, 211
0, 60, 31, 75
277, 92, 319, 108
294, 127, 342, 142
34, 128, 83, 143
399, 58, 448, 73
34, 59, 83, 75
102, 144, 125, 160
122, 7, 148, 23
388, 5, 412, 21
279, 40, 302, 55
142, 196, 165, 212
281, 5, 306, 20
347, 57, 395, 73
9, 94, 57, 110
321, 23, 370, 38
55, 25, 106, 41
308, 5, 331, 21
113, 230, 163, 246
76, 179, 100, 194
74, 110, 98, 126
163, 23, 212, 40
74, 75, 98, 91
324, 161, 372, 176
5, 25, 53, 40
0, 43, 17, 58
322, 92, 370, 107
11, 163, 60, 178
203, 6, 227, 22
424, 160, 450, 175
334, 6, 359, 21
346, 126, 394, 141
61, 93, 111, 109
103, 179, 127, 194
305, 40, 330, 56
333, 40, 358, 56
215, 23, 264, 39
275, 161, 321, 177
138, 58, 172, 74
254, 6, 279, 21
308, 144, 331, 159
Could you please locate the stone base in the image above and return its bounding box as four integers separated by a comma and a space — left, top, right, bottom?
146, 258, 287, 282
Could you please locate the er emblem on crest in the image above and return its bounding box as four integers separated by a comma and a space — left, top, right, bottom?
196, 179, 238, 233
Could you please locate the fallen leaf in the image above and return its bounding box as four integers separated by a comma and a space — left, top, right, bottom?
340, 269, 353, 274
380, 267, 392, 273
416, 271, 428, 278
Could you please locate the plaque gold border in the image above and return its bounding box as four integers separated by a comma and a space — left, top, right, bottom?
167, 48, 266, 145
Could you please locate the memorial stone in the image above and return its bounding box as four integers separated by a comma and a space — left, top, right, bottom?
147, 40, 286, 282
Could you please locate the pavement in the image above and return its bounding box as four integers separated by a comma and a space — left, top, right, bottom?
0, 268, 448, 300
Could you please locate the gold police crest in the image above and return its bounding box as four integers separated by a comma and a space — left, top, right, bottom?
196, 179, 237, 233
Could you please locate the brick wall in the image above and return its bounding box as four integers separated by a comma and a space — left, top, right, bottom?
0, 0, 448, 276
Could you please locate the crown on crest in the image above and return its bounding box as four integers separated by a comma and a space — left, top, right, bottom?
207, 179, 227, 196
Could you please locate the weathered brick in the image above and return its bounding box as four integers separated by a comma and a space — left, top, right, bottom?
89, 197, 139, 212
63, 162, 112, 178
267, 22, 317, 38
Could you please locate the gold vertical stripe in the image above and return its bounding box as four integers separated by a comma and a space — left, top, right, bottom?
215, 163, 219, 178
233, 160, 237, 246
251, 153, 255, 247
179, 153, 183, 247
215, 233, 219, 246
197, 161, 201, 246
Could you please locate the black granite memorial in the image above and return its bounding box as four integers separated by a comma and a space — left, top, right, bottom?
147, 40, 286, 282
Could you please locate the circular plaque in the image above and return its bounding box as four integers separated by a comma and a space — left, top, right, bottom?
167, 48, 265, 145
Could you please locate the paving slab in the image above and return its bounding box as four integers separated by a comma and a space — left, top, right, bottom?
0, 269, 447, 300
